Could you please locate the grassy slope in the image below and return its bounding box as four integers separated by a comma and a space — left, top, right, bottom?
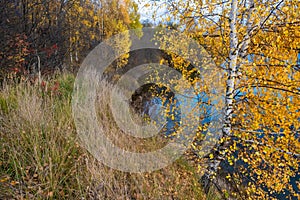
0, 73, 220, 200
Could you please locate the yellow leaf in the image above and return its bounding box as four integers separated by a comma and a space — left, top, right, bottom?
10, 181, 19, 186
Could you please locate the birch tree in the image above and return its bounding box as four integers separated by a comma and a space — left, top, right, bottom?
152, 0, 300, 198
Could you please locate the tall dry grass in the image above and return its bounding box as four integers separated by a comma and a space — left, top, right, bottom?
0, 73, 210, 199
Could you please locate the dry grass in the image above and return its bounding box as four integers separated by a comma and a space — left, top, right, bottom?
0, 73, 211, 199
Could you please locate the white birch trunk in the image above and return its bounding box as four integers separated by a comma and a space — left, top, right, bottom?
75, 51, 79, 62
35, 50, 41, 84
201, 0, 285, 198
201, 0, 239, 195
37, 54, 41, 84
70, 51, 73, 63
240, 0, 254, 59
